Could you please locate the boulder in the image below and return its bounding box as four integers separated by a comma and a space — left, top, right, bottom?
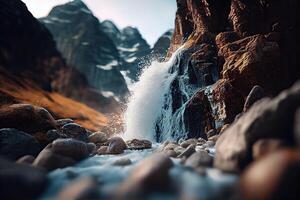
185, 150, 213, 168
163, 142, 179, 151
206, 129, 217, 138
86, 143, 97, 154
46, 129, 61, 141
164, 150, 179, 158
240, 149, 300, 200
243, 85, 265, 112
215, 81, 300, 172
178, 144, 196, 159
16, 155, 35, 165
112, 158, 132, 166
0, 157, 47, 200
0, 128, 41, 160
62, 123, 88, 142
52, 139, 89, 161
252, 139, 286, 160
0, 104, 56, 134
180, 138, 198, 148
126, 139, 152, 150
56, 118, 74, 128
33, 145, 76, 171
88, 132, 110, 144
114, 153, 173, 199
107, 137, 127, 154
55, 177, 100, 200
208, 135, 220, 143
97, 146, 108, 155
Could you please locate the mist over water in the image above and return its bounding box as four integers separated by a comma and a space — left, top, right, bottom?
123, 48, 183, 141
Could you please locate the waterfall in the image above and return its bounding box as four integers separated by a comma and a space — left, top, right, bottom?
123, 47, 183, 141
123, 44, 218, 142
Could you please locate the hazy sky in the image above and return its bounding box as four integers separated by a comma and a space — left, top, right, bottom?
22, 0, 177, 46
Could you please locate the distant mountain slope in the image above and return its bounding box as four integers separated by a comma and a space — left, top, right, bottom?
0, 0, 124, 130
152, 29, 173, 60
101, 20, 151, 81
40, 0, 129, 99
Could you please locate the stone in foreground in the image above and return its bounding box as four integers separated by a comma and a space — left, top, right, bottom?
113, 153, 173, 199
240, 149, 300, 200
0, 128, 41, 160
215, 81, 300, 172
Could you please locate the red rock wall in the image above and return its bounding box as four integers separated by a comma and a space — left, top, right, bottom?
169, 0, 300, 123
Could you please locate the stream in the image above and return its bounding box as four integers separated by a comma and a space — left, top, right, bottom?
41, 46, 238, 200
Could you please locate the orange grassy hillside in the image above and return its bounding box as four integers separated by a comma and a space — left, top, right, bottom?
0, 69, 107, 132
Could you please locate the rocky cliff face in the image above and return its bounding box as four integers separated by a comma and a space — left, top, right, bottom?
41, 0, 129, 99
169, 0, 300, 126
101, 20, 151, 81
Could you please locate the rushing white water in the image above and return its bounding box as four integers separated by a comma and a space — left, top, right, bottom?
123, 47, 183, 141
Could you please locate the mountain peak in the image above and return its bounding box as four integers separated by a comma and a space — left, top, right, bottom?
48, 0, 92, 17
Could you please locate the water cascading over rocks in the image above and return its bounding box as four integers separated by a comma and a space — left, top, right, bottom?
124, 43, 219, 142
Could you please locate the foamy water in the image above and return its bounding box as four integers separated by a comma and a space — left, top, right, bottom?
123, 48, 183, 141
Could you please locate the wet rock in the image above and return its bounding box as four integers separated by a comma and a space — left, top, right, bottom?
56, 118, 74, 128
62, 123, 88, 142
203, 141, 215, 148
126, 139, 152, 150
88, 131, 110, 144
197, 137, 207, 145
163, 142, 179, 151
0, 157, 47, 200
252, 139, 286, 160
114, 153, 173, 199
52, 139, 89, 161
243, 85, 265, 112
183, 90, 214, 139
215, 81, 300, 172
33, 145, 76, 171
185, 150, 213, 168
178, 144, 196, 159
0, 104, 56, 134
164, 150, 179, 158
219, 124, 230, 134
0, 128, 41, 160
240, 149, 300, 200
174, 146, 186, 154
215, 31, 240, 49
208, 135, 220, 143
46, 129, 61, 141
206, 129, 217, 138
16, 155, 35, 165
180, 138, 198, 148
86, 143, 96, 154
112, 158, 132, 166
107, 137, 127, 154
55, 177, 100, 200
97, 146, 108, 155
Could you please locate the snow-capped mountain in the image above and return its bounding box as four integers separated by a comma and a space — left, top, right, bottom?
40, 0, 128, 100
101, 20, 151, 82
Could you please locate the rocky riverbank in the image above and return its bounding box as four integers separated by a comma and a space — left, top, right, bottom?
1, 81, 300, 200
